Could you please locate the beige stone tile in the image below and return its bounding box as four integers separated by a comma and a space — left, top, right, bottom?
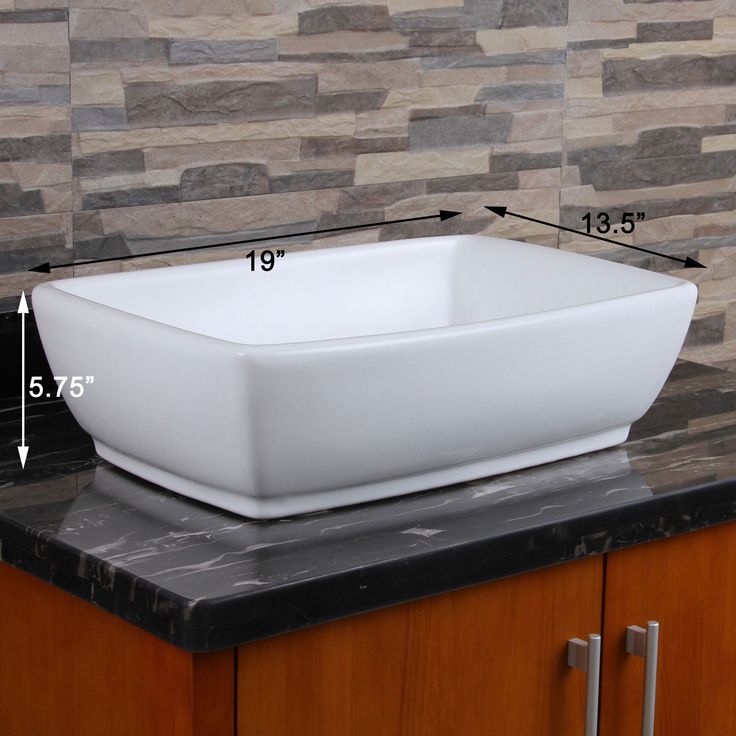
77, 114, 356, 154
142, 0, 275, 13
41, 185, 72, 212
77, 170, 180, 192
505, 64, 566, 83
633, 217, 696, 246
477, 26, 567, 54
566, 50, 602, 79
119, 62, 323, 85
71, 71, 125, 106
355, 149, 489, 185
714, 16, 736, 37
280, 31, 407, 53
0, 45, 69, 74
2, 73, 69, 87
509, 110, 563, 142
561, 166, 581, 188
383, 85, 481, 109
267, 156, 356, 174
420, 67, 507, 88
566, 77, 603, 99
567, 21, 636, 42
484, 99, 565, 114
148, 14, 297, 39
702, 134, 736, 153
492, 138, 561, 154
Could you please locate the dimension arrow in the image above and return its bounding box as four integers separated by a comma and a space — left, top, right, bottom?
485, 206, 705, 269
17, 291, 28, 468
29, 210, 463, 273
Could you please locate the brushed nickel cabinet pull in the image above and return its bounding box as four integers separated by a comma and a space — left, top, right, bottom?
626, 621, 660, 736
568, 633, 602, 736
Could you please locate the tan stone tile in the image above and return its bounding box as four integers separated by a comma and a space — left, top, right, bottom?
11, 164, 70, 188
267, 156, 356, 174
77, 114, 356, 154
2, 73, 69, 87
561, 166, 581, 188
484, 99, 565, 114
492, 138, 561, 154
77, 170, 180, 193
420, 67, 507, 88
714, 16, 736, 37
387, 0, 463, 11
509, 110, 563, 142
602, 40, 736, 61
318, 59, 419, 93
633, 217, 696, 245
355, 149, 489, 185
564, 116, 614, 140
566, 77, 603, 99
0, 23, 68, 45
71, 71, 125, 106
567, 21, 636, 42
69, 8, 148, 39
143, 139, 301, 169
518, 168, 561, 189
118, 62, 323, 85
568, 88, 736, 117
280, 31, 407, 53
41, 185, 72, 212
0, 44, 69, 74
477, 26, 567, 54
355, 108, 408, 138
702, 134, 736, 152
148, 14, 297, 39
566, 49, 602, 79
612, 106, 727, 133
382, 85, 480, 109
97, 190, 343, 237
505, 64, 566, 83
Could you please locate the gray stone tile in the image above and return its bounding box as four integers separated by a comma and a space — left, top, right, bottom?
603, 54, 736, 95
336, 181, 426, 209
73, 233, 130, 261
684, 312, 726, 348
500, 0, 568, 28
168, 40, 277, 65
81, 186, 180, 211
73, 150, 145, 178
560, 193, 736, 229
390, 0, 503, 31
408, 31, 478, 47
271, 170, 354, 193
579, 151, 736, 190
72, 107, 128, 131
180, 163, 270, 201
422, 50, 565, 68
299, 4, 390, 34
636, 20, 713, 43
0, 9, 67, 22
300, 136, 408, 157
125, 77, 317, 128
476, 83, 564, 101
316, 90, 388, 114
636, 127, 703, 157
70, 39, 168, 64
410, 104, 486, 120
0, 85, 69, 105
0, 183, 44, 218
0, 242, 72, 274
426, 171, 519, 193
0, 134, 70, 164
567, 39, 634, 51
410, 113, 512, 149
491, 151, 561, 171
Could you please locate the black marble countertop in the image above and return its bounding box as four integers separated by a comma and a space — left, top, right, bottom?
2, 342, 736, 651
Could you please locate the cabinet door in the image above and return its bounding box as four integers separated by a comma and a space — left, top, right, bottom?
238, 557, 603, 736
601, 522, 736, 736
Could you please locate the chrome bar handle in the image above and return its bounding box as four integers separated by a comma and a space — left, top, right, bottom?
625, 621, 660, 736
567, 633, 602, 736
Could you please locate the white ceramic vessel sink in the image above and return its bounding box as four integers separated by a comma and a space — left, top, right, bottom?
32, 234, 696, 518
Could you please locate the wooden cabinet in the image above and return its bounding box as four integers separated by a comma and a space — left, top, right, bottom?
3, 521, 736, 736
237, 557, 603, 736
601, 523, 736, 736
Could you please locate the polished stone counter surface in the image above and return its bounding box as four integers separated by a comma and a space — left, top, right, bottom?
1, 349, 736, 651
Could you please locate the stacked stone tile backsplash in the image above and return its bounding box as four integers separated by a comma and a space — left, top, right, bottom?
0, 0, 734, 368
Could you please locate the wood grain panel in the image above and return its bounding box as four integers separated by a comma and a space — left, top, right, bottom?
601, 522, 736, 736
0, 562, 234, 736
238, 557, 603, 736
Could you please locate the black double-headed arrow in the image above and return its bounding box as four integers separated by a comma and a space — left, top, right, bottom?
29, 210, 463, 273
485, 206, 705, 269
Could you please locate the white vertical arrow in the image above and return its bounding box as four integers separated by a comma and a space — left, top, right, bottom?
17, 291, 29, 468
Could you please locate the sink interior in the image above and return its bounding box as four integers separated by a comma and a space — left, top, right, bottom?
53, 235, 679, 346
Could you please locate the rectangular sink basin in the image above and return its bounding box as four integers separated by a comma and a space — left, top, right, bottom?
32, 234, 696, 518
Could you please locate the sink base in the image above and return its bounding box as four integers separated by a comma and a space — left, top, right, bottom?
94, 425, 630, 519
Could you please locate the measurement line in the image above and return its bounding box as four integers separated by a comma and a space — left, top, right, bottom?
485, 206, 706, 268
17, 291, 29, 468
29, 210, 463, 273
